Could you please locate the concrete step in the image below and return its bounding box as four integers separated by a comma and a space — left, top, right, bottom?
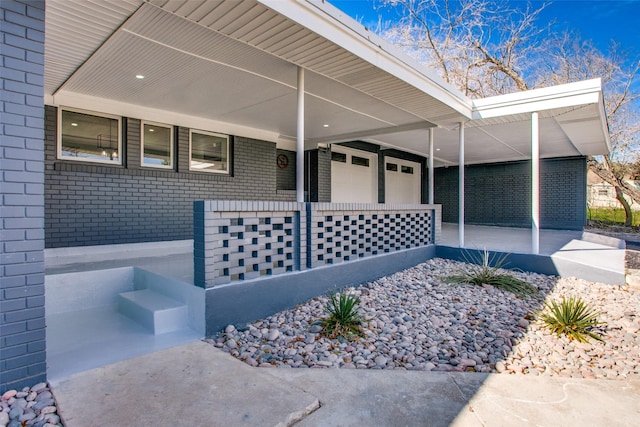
118, 289, 187, 335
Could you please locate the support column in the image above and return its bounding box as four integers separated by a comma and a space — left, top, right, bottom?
531, 112, 540, 254
428, 128, 435, 205
296, 67, 305, 203
0, 0, 47, 392
458, 122, 465, 248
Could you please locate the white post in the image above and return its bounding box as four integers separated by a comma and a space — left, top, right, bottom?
428, 127, 435, 205
458, 122, 465, 248
531, 112, 540, 254
296, 67, 305, 203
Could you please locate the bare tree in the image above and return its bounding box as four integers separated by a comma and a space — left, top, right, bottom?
382, 0, 551, 96
538, 35, 640, 225
382, 0, 640, 226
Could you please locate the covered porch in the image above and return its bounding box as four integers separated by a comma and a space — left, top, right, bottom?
40, 0, 616, 382
43, 220, 625, 381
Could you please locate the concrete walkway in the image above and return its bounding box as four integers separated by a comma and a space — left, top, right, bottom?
51, 341, 640, 427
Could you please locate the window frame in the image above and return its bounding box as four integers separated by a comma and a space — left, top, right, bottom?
140, 120, 174, 169
188, 129, 230, 174
331, 151, 347, 163
57, 107, 122, 165
351, 155, 370, 167
401, 165, 414, 174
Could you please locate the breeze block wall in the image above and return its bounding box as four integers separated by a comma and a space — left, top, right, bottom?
44, 106, 295, 248
435, 157, 587, 230
1, 0, 47, 393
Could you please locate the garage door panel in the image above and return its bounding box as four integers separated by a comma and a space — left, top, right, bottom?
385, 158, 421, 204
331, 147, 377, 203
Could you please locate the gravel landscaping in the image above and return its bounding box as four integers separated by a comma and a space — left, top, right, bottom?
211, 258, 640, 380
1, 383, 62, 427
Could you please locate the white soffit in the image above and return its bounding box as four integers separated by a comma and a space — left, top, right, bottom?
44, 0, 144, 95
151, 0, 472, 124
49, 1, 438, 141
44, 0, 610, 162
472, 79, 610, 157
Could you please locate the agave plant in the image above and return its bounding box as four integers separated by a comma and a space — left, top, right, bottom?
540, 296, 605, 343
318, 291, 364, 340
443, 249, 538, 297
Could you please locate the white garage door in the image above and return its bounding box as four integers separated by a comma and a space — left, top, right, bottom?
385, 158, 421, 204
331, 146, 378, 203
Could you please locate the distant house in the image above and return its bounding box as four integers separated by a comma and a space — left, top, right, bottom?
1, 0, 611, 392
587, 170, 640, 209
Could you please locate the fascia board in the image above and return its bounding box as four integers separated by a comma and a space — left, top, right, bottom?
258, 0, 473, 119
595, 94, 612, 153
49, 91, 281, 143
472, 79, 604, 119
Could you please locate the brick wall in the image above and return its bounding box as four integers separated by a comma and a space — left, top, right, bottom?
435, 157, 587, 230
44, 106, 295, 248
276, 149, 296, 191
317, 149, 331, 202
1, 0, 47, 393
305, 149, 331, 202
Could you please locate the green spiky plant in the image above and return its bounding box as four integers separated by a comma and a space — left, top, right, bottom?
318, 291, 364, 340
443, 249, 538, 297
540, 296, 605, 343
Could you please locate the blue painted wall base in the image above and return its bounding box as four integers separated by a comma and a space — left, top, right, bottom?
205, 245, 436, 335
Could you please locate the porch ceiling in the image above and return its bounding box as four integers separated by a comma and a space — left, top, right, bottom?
44, 0, 610, 167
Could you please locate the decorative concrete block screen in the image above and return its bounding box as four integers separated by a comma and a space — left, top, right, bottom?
309, 204, 438, 269
194, 201, 440, 288
194, 201, 306, 288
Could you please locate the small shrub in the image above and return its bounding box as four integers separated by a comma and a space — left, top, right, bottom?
443, 249, 538, 297
318, 291, 364, 340
540, 296, 605, 343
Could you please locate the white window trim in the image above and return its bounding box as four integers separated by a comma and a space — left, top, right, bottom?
140, 120, 174, 169
189, 129, 230, 174
57, 106, 122, 165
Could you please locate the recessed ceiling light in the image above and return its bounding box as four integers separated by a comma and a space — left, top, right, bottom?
149, 128, 154, 132
436, 148, 441, 151
136, 75, 145, 79
71, 123, 78, 127
323, 124, 329, 128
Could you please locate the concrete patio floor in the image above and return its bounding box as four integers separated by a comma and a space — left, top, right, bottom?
439, 223, 625, 284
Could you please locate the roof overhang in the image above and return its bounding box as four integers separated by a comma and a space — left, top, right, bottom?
43, 0, 611, 166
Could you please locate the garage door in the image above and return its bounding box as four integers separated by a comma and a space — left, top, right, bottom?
331, 146, 378, 203
385, 158, 421, 204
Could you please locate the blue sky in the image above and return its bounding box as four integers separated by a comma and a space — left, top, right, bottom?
330, 0, 640, 56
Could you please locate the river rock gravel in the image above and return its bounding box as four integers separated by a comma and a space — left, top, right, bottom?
211, 258, 640, 380
1, 383, 62, 427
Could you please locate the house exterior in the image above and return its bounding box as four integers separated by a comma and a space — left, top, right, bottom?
1, 0, 610, 392
587, 170, 640, 210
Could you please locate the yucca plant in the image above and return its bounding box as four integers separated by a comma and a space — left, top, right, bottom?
540, 296, 605, 343
318, 291, 364, 340
443, 249, 538, 297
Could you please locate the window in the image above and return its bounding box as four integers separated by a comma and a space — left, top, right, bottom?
351, 156, 369, 167
401, 165, 414, 174
58, 108, 121, 164
190, 130, 229, 173
598, 189, 609, 196
386, 163, 398, 172
331, 152, 347, 163
141, 122, 173, 168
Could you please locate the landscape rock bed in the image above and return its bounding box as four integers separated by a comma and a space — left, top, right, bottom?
1, 383, 62, 427
211, 258, 640, 380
